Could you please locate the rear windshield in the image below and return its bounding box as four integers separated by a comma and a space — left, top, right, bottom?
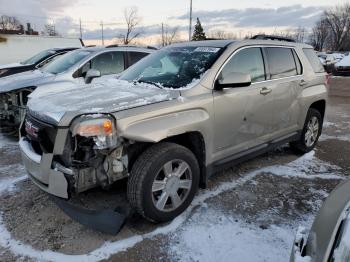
303, 49, 325, 73
21, 50, 56, 65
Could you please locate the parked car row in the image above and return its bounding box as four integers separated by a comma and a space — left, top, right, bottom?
0, 46, 154, 127
317, 51, 350, 76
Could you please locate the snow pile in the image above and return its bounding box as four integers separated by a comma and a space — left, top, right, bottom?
0, 135, 17, 149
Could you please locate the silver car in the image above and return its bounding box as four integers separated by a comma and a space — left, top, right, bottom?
0, 46, 154, 127
19, 36, 328, 228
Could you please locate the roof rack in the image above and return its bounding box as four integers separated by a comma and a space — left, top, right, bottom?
105, 44, 158, 50
251, 34, 296, 43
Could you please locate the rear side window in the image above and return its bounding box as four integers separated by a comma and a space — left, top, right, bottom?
303, 48, 325, 73
266, 47, 298, 79
129, 52, 149, 66
221, 47, 266, 83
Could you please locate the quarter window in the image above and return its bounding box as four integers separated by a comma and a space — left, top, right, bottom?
221, 47, 266, 83
266, 47, 298, 79
129, 52, 149, 66
303, 48, 325, 73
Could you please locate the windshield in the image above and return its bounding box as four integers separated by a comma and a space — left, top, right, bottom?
21, 50, 56, 65
42, 50, 92, 74
119, 46, 223, 89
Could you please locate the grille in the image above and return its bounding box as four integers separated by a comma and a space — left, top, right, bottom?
24, 113, 58, 154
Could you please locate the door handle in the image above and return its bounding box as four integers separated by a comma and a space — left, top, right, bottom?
260, 87, 272, 95
299, 80, 308, 86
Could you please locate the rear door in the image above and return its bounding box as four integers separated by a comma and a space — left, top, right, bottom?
263, 47, 303, 139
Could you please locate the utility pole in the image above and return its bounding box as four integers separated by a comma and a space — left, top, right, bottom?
79, 18, 83, 39
100, 21, 104, 46
161, 23, 165, 47
189, 0, 193, 41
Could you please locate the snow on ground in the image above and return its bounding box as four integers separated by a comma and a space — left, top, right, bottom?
0, 134, 17, 149
0, 151, 343, 261
167, 152, 343, 262
168, 208, 305, 262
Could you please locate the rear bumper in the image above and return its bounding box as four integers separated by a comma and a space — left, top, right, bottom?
19, 137, 71, 199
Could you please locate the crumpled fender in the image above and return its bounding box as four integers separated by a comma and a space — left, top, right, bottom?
119, 109, 210, 143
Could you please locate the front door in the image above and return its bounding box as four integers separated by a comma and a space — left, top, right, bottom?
213, 47, 274, 160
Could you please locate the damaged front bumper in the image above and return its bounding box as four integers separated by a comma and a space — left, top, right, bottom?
19, 137, 71, 199
19, 136, 128, 234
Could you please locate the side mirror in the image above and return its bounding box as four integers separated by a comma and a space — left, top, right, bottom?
215, 72, 252, 90
85, 69, 101, 84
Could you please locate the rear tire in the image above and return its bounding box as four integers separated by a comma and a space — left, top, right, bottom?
290, 108, 322, 153
127, 142, 200, 223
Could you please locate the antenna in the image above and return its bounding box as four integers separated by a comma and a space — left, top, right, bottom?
189, 0, 193, 41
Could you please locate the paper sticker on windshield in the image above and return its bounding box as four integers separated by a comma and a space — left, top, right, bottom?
194, 47, 220, 53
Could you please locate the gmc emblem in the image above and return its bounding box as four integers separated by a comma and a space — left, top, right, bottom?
25, 120, 39, 138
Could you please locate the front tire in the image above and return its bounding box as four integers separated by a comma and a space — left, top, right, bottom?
127, 142, 200, 223
290, 108, 322, 153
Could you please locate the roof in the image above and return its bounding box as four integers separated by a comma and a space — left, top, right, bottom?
78, 46, 155, 53
165, 38, 312, 49
169, 40, 236, 48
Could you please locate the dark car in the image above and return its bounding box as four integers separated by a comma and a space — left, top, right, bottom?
0, 48, 78, 78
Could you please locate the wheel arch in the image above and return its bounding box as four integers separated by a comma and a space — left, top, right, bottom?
309, 99, 326, 121
127, 131, 207, 189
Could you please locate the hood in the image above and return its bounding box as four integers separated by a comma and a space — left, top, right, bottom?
0, 62, 23, 70
336, 56, 350, 67
27, 79, 180, 124
0, 69, 55, 94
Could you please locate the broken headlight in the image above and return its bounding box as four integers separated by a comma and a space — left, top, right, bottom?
73, 116, 118, 149
0, 69, 8, 76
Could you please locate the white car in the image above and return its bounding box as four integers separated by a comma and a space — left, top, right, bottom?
325, 53, 345, 65
335, 55, 350, 75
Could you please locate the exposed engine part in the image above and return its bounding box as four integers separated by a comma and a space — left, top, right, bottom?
71, 141, 129, 193
103, 146, 129, 182
0, 88, 33, 127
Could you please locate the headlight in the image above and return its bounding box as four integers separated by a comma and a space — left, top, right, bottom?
73, 117, 118, 149
0, 69, 8, 76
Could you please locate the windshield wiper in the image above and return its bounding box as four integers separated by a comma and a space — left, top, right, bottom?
134, 80, 163, 89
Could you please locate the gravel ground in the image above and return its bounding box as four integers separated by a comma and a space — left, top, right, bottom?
0, 77, 349, 261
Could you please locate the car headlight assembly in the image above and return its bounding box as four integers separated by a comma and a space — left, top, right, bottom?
0, 69, 8, 76
73, 117, 118, 149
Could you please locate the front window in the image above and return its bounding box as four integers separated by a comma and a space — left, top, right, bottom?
221, 47, 266, 83
21, 50, 57, 65
119, 46, 223, 89
42, 50, 92, 74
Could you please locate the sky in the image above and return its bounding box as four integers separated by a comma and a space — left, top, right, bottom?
0, 0, 349, 45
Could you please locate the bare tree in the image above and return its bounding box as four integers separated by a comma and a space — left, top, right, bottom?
119, 7, 141, 45
323, 3, 350, 51
207, 30, 237, 40
161, 24, 179, 46
0, 15, 22, 31
310, 18, 329, 51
